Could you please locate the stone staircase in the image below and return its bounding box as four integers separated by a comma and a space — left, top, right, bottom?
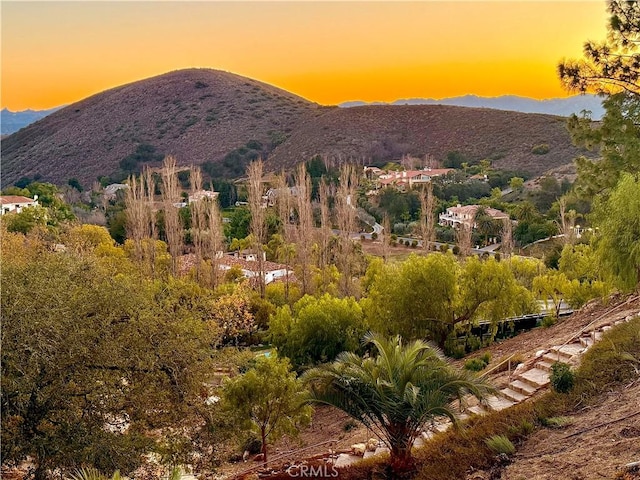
454, 313, 638, 419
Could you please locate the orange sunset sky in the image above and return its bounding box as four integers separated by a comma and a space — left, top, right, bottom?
1, 1, 608, 111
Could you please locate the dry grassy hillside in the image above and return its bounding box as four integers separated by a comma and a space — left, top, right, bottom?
1, 68, 592, 187
1, 69, 323, 186
268, 104, 587, 177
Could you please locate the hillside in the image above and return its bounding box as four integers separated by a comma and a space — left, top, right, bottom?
1, 69, 323, 186
268, 104, 588, 177
1, 69, 592, 187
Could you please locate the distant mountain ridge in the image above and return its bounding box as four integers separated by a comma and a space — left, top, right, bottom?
1, 107, 63, 135
340, 94, 605, 119
1, 69, 592, 187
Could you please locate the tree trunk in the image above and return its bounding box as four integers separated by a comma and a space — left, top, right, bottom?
261, 427, 268, 465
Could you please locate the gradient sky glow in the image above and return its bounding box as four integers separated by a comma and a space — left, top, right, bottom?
1, 1, 608, 110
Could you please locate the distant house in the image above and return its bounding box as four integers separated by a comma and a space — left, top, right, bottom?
0, 195, 38, 215
264, 187, 299, 207
188, 190, 219, 203
439, 204, 509, 229
367, 167, 454, 192
179, 252, 293, 285
103, 183, 129, 199
219, 254, 292, 285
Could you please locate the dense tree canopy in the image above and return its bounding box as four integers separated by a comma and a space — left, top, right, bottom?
1, 230, 220, 478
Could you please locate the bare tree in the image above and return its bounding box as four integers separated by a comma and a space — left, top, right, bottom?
247, 159, 266, 297
206, 188, 224, 289
317, 178, 334, 289
274, 172, 294, 300
124, 174, 148, 264
456, 222, 473, 257
419, 182, 436, 253
501, 217, 514, 259
336, 164, 359, 296
558, 197, 577, 245
381, 213, 391, 263
143, 167, 158, 277
161, 156, 184, 276
294, 163, 314, 294
190, 166, 207, 282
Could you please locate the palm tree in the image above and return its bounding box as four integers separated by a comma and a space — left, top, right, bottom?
303, 333, 493, 473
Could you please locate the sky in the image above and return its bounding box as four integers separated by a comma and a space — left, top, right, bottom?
1, 1, 609, 111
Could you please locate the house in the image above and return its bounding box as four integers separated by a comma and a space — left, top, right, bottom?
103, 183, 129, 200
0, 195, 38, 215
439, 204, 509, 229
219, 255, 292, 285
367, 167, 454, 192
264, 187, 299, 207
188, 190, 219, 203
179, 252, 293, 285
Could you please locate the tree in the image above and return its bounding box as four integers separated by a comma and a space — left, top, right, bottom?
532, 271, 573, 318
364, 254, 535, 347
1, 247, 218, 478
303, 333, 492, 473
558, 0, 639, 95
419, 182, 436, 253
336, 164, 359, 296
509, 177, 524, 192
559, 1, 640, 198
293, 163, 314, 295
222, 355, 312, 464
592, 173, 640, 290
247, 160, 266, 297
268, 294, 367, 368
160, 156, 184, 276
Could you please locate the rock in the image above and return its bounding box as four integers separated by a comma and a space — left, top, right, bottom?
366, 438, 378, 451
351, 443, 367, 455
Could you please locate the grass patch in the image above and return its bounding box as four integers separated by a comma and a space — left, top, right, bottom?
484, 435, 515, 455
540, 416, 573, 428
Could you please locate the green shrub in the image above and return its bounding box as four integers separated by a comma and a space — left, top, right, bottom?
464, 353, 491, 371
484, 435, 515, 455
542, 315, 556, 328
541, 416, 573, 428
531, 144, 550, 155
452, 245, 461, 255
550, 362, 575, 393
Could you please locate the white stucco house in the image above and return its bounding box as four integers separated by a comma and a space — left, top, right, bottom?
0, 195, 38, 215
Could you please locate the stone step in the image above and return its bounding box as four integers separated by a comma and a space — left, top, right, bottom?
517, 368, 550, 389
486, 395, 516, 412
501, 387, 528, 403
602, 325, 613, 332
551, 344, 584, 358
468, 405, 487, 416
536, 360, 554, 372
614, 319, 624, 326
510, 379, 538, 396
579, 336, 594, 348
593, 331, 604, 342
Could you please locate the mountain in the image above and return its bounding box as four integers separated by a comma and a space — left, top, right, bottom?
1, 107, 63, 135
340, 94, 605, 119
1, 69, 592, 187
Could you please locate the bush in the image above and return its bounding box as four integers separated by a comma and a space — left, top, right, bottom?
464, 353, 491, 371
531, 144, 550, 155
550, 362, 575, 393
411, 240, 418, 248
541, 416, 573, 428
452, 245, 461, 255
484, 435, 516, 455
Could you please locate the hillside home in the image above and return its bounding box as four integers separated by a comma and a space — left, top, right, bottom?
103, 183, 129, 200
439, 204, 509, 229
219, 255, 292, 285
0, 195, 38, 215
365, 167, 453, 192
188, 190, 219, 203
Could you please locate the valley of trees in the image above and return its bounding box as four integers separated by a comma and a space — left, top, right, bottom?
2, 1, 639, 478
